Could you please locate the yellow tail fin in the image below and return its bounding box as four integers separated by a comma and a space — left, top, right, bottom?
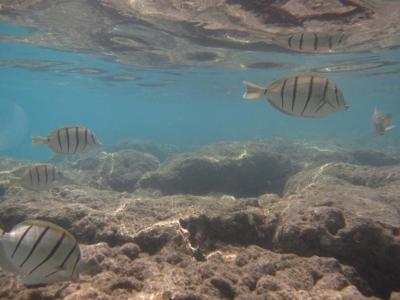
32, 136, 48, 145
0, 228, 3, 235
243, 81, 266, 100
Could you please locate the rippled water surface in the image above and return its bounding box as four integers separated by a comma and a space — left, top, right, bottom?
1, 17, 400, 160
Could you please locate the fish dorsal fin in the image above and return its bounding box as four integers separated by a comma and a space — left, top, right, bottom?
272, 33, 293, 42
292, 71, 324, 78
14, 220, 76, 242
49, 126, 84, 136
268, 73, 326, 90
31, 163, 52, 167
24, 163, 51, 170
63, 125, 85, 129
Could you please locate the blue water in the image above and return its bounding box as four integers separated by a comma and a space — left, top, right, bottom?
1, 23, 400, 160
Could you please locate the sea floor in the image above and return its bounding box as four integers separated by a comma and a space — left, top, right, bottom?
0, 140, 400, 299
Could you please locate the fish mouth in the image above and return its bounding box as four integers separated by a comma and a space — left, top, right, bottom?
344, 105, 350, 111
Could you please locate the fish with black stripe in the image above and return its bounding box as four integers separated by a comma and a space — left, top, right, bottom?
243, 74, 349, 118
0, 220, 81, 285
273, 32, 348, 53
32, 126, 101, 154
9, 164, 60, 191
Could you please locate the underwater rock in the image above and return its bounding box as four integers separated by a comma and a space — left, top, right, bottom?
0, 241, 374, 299
0, 186, 137, 246
62, 149, 160, 192
351, 150, 400, 166
2, 143, 400, 297
180, 208, 278, 252
279, 162, 400, 298
100, 150, 160, 192
137, 143, 294, 197
105, 139, 179, 162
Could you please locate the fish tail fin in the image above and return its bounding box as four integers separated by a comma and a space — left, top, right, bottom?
243, 81, 266, 100
8, 177, 20, 186
0, 228, 3, 235
32, 136, 48, 145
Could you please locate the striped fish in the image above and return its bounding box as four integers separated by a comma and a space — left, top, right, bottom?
17, 164, 59, 191
273, 32, 347, 52
32, 126, 101, 154
243, 74, 349, 118
0, 220, 81, 285
372, 107, 395, 136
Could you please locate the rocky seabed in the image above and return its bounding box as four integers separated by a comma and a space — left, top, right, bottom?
1, 141, 400, 299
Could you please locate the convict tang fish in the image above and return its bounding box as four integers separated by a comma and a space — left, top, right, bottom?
32, 126, 101, 154
243, 74, 349, 118
12, 164, 59, 191
0, 220, 81, 285
273, 32, 347, 53
372, 107, 394, 136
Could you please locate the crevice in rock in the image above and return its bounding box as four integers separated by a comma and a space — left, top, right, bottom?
179, 210, 279, 253
177, 207, 399, 299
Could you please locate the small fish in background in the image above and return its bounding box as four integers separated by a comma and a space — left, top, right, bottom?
0, 220, 81, 285
243, 74, 349, 118
372, 107, 395, 136
272, 32, 348, 53
32, 126, 101, 154
9, 164, 60, 191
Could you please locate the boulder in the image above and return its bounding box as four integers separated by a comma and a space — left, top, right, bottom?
278, 162, 400, 298
137, 143, 294, 197
63, 150, 160, 192
105, 140, 178, 162
99, 150, 160, 192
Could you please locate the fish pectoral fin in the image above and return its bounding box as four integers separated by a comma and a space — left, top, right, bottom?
242, 81, 266, 100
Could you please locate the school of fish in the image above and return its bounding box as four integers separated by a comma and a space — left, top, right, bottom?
0, 126, 100, 284
0, 29, 395, 287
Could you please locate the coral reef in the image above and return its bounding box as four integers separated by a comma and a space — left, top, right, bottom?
1, 140, 400, 298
